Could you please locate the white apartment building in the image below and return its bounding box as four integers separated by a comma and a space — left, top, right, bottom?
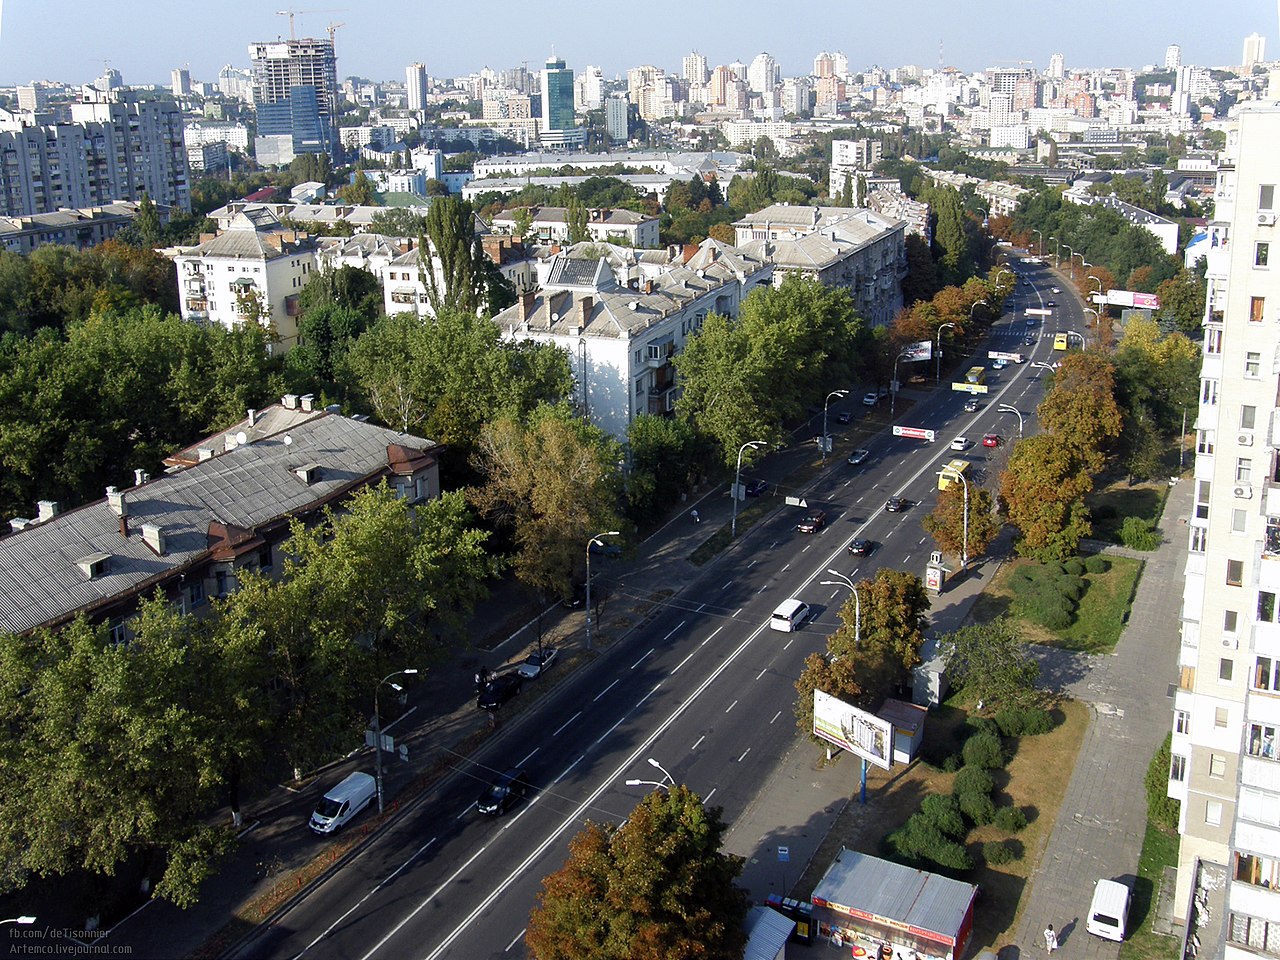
379, 235, 535, 318
169, 209, 316, 351
406, 63, 428, 112
184, 121, 251, 153
489, 205, 660, 248
1170, 103, 1280, 959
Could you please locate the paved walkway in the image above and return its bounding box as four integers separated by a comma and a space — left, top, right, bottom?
1008, 477, 1192, 959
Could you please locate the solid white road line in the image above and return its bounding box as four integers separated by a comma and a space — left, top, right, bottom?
630, 648, 655, 669
592, 679, 619, 702
551, 712, 581, 738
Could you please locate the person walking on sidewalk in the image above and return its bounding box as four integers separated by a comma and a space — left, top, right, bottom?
1043, 923, 1058, 954
690, 509, 700, 523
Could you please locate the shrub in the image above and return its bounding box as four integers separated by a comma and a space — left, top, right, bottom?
962, 732, 1004, 769
930, 839, 974, 872
1018, 707, 1055, 735
966, 716, 1000, 738
1053, 574, 1085, 602
942, 753, 962, 773
1021, 591, 1074, 630
953, 765, 994, 797
1063, 558, 1085, 576
1084, 556, 1109, 574
994, 708, 1026, 737
1120, 516, 1161, 551
995, 805, 1028, 832
1040, 561, 1067, 577
920, 794, 967, 838
983, 840, 1016, 864
959, 789, 997, 825
1144, 734, 1181, 831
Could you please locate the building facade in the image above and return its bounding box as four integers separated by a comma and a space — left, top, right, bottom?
1169, 103, 1280, 958
406, 63, 428, 112
249, 37, 340, 163
489, 205, 660, 248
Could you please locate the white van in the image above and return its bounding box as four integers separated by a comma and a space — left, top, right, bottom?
1086, 878, 1131, 942
309, 771, 377, 834
770, 598, 811, 632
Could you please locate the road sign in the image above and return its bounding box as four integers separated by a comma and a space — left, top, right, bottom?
892, 425, 936, 442
1025, 307, 1052, 317
777, 846, 790, 862
987, 350, 1023, 363
951, 382, 990, 394
784, 496, 808, 507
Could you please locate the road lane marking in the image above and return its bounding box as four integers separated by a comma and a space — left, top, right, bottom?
595, 714, 628, 746
722, 580, 734, 590
631, 648, 655, 669
783, 638, 794, 650
705, 788, 717, 803
662, 621, 685, 641
516, 747, 539, 766
506, 930, 526, 952
856, 496, 864, 503
692, 735, 705, 751
918, 537, 926, 545
770, 710, 782, 724
755, 669, 766, 680
726, 699, 739, 713
781, 563, 791, 572
551, 712, 581, 737
455, 805, 473, 820
737, 747, 751, 763
551, 756, 584, 785
593, 679, 619, 702
699, 625, 725, 648
672, 648, 699, 674
830, 590, 839, 599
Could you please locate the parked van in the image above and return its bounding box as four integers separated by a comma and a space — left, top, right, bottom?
1086, 878, 1131, 942
309, 771, 377, 834
770, 598, 811, 632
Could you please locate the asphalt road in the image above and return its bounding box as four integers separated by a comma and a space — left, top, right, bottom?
236, 253, 1081, 960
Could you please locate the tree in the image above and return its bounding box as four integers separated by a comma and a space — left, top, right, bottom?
511, 207, 535, 240
626, 415, 702, 525
368, 207, 431, 237
1156, 267, 1208, 334
298, 263, 385, 324
901, 234, 941, 306
526, 785, 747, 960
566, 196, 590, 244
420, 195, 506, 316
134, 193, 163, 246
337, 170, 377, 205
1036, 351, 1122, 471
999, 434, 1095, 561
922, 483, 1000, 560
470, 404, 625, 603
941, 616, 1040, 708
930, 187, 974, 286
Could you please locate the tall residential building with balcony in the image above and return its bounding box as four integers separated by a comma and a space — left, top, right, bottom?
406, 63, 428, 112
683, 51, 709, 85
249, 37, 339, 164
1170, 103, 1280, 958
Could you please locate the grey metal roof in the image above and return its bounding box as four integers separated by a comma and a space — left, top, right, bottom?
744, 907, 794, 960
0, 413, 438, 635
811, 848, 977, 940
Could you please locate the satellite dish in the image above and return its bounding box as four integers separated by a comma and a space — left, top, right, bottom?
235, 431, 248, 445
283, 435, 293, 446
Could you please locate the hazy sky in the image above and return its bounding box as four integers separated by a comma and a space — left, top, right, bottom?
1, 0, 1275, 87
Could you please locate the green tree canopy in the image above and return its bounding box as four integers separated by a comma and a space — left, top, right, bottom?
940, 616, 1040, 708
922, 482, 1000, 561
999, 434, 1095, 561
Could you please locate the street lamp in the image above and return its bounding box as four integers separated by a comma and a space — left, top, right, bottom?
821, 389, 849, 464
1083, 307, 1099, 328
937, 466, 970, 570
646, 756, 675, 785
731, 440, 768, 538
1066, 330, 1085, 348
1048, 235, 1058, 267
820, 569, 860, 647
585, 530, 621, 650
1031, 228, 1043, 257
935, 322, 956, 382
993, 268, 1012, 291
890, 348, 915, 417
374, 668, 419, 813
997, 403, 1023, 438
1061, 244, 1074, 277
0, 918, 35, 927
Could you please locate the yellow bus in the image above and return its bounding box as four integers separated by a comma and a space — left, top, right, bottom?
938, 459, 971, 491
1053, 333, 1070, 350
965, 365, 987, 385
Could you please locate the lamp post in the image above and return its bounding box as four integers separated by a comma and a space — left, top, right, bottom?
1066, 330, 1085, 348
585, 530, 621, 650
374, 668, 419, 813
1048, 235, 1058, 267
732, 440, 767, 538
821, 389, 849, 464
938, 466, 970, 570
0, 918, 35, 927
1061, 244, 1074, 278
994, 268, 1012, 291
819, 569, 860, 647
997, 403, 1024, 438
1031, 228, 1043, 257
890, 348, 914, 418
1088, 276, 1103, 299
935, 322, 956, 382
1083, 306, 1099, 328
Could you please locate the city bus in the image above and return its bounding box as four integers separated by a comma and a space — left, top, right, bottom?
965, 365, 987, 385
938, 459, 971, 491
1053, 333, 1070, 350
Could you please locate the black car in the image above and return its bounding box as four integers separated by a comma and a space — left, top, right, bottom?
588, 539, 622, 558
478, 673, 523, 710
477, 767, 530, 815
885, 497, 911, 513
744, 478, 769, 497
836, 411, 853, 424
847, 538, 876, 556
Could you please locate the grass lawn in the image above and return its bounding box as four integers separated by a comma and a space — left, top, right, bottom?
792, 697, 1092, 953
1120, 821, 1181, 960
966, 556, 1144, 653
1088, 479, 1170, 544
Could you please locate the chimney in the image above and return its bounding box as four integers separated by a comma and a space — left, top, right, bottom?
141, 523, 167, 556
134, 468, 149, 487
106, 486, 126, 516
36, 500, 60, 523
643, 279, 654, 295
579, 296, 593, 331
248, 408, 258, 427
9, 518, 31, 533
518, 289, 536, 320
300, 393, 316, 412
282, 393, 299, 409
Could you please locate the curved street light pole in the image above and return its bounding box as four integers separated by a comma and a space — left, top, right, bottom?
1061, 244, 1074, 278
646, 756, 675, 785
585, 530, 621, 650
935, 322, 956, 382
938, 468, 970, 570
890, 349, 913, 418
820, 569, 860, 647
1031, 228, 1043, 257
375, 667, 419, 813
997, 403, 1024, 438
821, 389, 849, 464
732, 440, 768, 538
1048, 235, 1059, 267
1083, 306, 1099, 329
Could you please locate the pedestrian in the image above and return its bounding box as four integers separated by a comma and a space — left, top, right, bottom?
691, 509, 700, 523
1043, 923, 1058, 954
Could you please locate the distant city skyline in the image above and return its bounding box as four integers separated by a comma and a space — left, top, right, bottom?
0, 0, 1275, 88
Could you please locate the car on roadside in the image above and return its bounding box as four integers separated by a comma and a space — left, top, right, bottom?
744, 478, 769, 497
885, 497, 912, 513
950, 436, 970, 451
964, 399, 980, 412
847, 448, 870, 465
983, 434, 1002, 448
517, 647, 558, 679
1051, 286, 1061, 294
478, 673, 523, 710
588, 539, 622, 558
836, 411, 853, 424
847, 538, 876, 556
796, 509, 827, 533
991, 358, 1007, 370
862, 391, 879, 406
477, 767, 531, 815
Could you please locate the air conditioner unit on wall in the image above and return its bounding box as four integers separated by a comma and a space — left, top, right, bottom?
1259, 212, 1277, 226
1234, 483, 1253, 499
1239, 432, 1254, 446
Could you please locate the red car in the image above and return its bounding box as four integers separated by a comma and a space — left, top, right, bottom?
983, 434, 1002, 448
797, 509, 827, 533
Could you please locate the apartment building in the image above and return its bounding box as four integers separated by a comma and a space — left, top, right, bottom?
1170, 103, 1280, 958
489, 205, 660, 248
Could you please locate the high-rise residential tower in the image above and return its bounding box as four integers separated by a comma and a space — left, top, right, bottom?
683, 51, 709, 85
249, 37, 339, 164
1166, 43, 1183, 71
1244, 34, 1267, 73
406, 62, 428, 112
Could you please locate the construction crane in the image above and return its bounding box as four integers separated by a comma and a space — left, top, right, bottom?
326, 21, 345, 50
274, 7, 344, 40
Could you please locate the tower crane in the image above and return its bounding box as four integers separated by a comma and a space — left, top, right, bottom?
274, 8, 344, 40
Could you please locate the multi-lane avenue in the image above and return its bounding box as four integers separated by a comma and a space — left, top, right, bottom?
236, 252, 1082, 960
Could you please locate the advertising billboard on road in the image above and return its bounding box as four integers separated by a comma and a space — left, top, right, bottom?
900, 340, 933, 362
892, 425, 936, 442
813, 690, 894, 770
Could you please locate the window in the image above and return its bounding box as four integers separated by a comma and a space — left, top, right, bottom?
1209, 754, 1227, 779
1260, 591, 1277, 622
1242, 405, 1258, 429
1227, 559, 1245, 585
1261, 184, 1275, 210
258, 545, 273, 572
1220, 657, 1235, 681
188, 579, 205, 608
1246, 351, 1262, 378
1229, 912, 1280, 953
1196, 480, 1212, 520
1216, 706, 1229, 728
1251, 297, 1266, 322
1240, 786, 1280, 827
1206, 327, 1223, 355
1206, 799, 1223, 824
1237, 458, 1253, 483
108, 619, 129, 646
1197, 430, 1215, 455
1249, 722, 1278, 759
1170, 754, 1187, 781
1255, 656, 1280, 692
1175, 709, 1191, 734
1233, 508, 1249, 534
1201, 378, 1219, 405
1237, 852, 1280, 890
1225, 610, 1239, 633
214, 570, 228, 598
1190, 526, 1208, 553
1257, 242, 1270, 267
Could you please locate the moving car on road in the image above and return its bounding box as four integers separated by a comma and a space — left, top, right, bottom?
477, 768, 531, 815
861, 392, 879, 406
983, 434, 1002, 448
836, 411, 852, 424
847, 538, 876, 556
964, 399, 980, 412
950, 436, 970, 451
847, 449, 870, 465
885, 497, 912, 513
744, 478, 769, 497
796, 509, 827, 533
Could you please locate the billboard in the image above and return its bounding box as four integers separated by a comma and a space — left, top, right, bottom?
892, 425, 936, 441
900, 340, 933, 362
813, 690, 894, 770
951, 382, 989, 394
1103, 289, 1161, 309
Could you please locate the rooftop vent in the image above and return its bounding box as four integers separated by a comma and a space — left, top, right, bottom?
9, 518, 31, 533
282, 393, 300, 410
76, 552, 112, 580
294, 462, 322, 485
300, 394, 316, 412
141, 524, 167, 556
36, 500, 60, 523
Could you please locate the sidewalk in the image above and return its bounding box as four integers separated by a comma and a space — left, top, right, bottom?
1008, 476, 1192, 958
